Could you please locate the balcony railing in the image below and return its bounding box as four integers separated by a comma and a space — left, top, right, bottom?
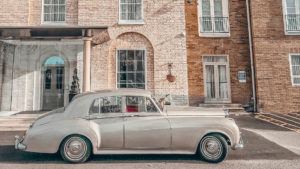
199, 17, 230, 34
285, 14, 300, 32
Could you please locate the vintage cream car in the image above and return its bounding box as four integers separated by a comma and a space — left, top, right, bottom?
15, 89, 243, 163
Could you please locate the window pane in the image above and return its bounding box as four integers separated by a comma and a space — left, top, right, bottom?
117, 50, 145, 89
43, 0, 65, 22
120, 0, 142, 21
214, 0, 223, 17
45, 69, 52, 89
293, 77, 300, 84
146, 97, 158, 112
287, 0, 296, 7
89, 98, 100, 114
292, 66, 300, 75
202, 0, 211, 16
101, 96, 122, 113
127, 61, 135, 71
292, 55, 300, 65
126, 96, 146, 112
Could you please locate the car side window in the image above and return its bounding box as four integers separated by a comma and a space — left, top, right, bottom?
146, 97, 158, 112
89, 96, 122, 114
126, 96, 158, 113
101, 96, 122, 113
89, 98, 101, 114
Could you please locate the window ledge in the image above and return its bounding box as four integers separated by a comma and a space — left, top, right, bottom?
118, 20, 145, 25
285, 31, 300, 36
199, 32, 231, 37
40, 22, 67, 26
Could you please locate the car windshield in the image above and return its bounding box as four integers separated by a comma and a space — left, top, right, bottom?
152, 97, 163, 112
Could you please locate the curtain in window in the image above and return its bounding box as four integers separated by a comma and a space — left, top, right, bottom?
218, 65, 228, 99
206, 65, 215, 98
117, 50, 145, 89
291, 55, 300, 84
214, 0, 224, 32
120, 0, 142, 21
44, 0, 65, 22
202, 0, 212, 32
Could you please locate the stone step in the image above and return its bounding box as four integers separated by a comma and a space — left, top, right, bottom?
198, 103, 244, 110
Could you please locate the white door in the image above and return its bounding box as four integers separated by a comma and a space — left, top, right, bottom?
203, 55, 231, 103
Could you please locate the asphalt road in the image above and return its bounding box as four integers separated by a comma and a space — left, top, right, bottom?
0, 115, 299, 169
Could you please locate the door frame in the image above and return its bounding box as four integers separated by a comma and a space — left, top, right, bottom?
41, 64, 65, 110
202, 55, 231, 103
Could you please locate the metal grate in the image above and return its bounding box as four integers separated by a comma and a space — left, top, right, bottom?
199, 17, 230, 33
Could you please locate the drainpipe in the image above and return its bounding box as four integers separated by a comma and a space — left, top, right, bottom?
246, 0, 257, 113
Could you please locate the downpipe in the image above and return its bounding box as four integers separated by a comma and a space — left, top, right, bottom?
246, 0, 257, 113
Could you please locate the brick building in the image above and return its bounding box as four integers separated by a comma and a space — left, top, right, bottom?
0, 0, 189, 112
185, 0, 253, 106
249, 0, 300, 114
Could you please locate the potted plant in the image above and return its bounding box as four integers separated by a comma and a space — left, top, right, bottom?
166, 63, 176, 82
166, 74, 176, 82
69, 68, 80, 102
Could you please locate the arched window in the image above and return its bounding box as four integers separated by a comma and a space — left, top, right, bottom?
43, 0, 66, 23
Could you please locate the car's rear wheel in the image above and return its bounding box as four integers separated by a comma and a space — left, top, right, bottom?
198, 134, 228, 163
60, 135, 91, 163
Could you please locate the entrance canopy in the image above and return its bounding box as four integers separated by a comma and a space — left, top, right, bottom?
0, 26, 109, 44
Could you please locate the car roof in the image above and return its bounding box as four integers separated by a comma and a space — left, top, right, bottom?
73, 88, 152, 100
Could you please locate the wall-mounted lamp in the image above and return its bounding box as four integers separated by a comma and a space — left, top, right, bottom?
187, 0, 191, 3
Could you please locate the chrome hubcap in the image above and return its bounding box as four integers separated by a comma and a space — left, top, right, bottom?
201, 136, 223, 160
64, 137, 87, 160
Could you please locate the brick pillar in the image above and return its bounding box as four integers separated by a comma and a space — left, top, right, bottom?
82, 30, 92, 92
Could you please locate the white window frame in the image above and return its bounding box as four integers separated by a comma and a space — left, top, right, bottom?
116, 49, 147, 89
282, 0, 300, 35
289, 54, 300, 86
41, 0, 67, 25
119, 0, 144, 25
202, 55, 231, 103
197, 0, 230, 37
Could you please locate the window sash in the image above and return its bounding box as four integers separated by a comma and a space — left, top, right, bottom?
290, 55, 300, 85
117, 50, 146, 89
120, 0, 143, 21
43, 0, 66, 22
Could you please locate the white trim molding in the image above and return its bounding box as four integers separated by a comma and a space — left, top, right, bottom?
116, 49, 147, 90
202, 55, 232, 103
282, 0, 300, 35
289, 54, 300, 86
118, 0, 144, 25
197, 0, 230, 37
41, 0, 67, 25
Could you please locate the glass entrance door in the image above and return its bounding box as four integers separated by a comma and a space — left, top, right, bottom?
203, 56, 231, 103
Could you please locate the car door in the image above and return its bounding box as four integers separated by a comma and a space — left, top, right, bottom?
89, 96, 124, 149
124, 96, 171, 149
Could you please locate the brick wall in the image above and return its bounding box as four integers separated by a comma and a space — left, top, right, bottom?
80, 0, 189, 105
250, 0, 300, 113
185, 0, 252, 106
0, 0, 29, 26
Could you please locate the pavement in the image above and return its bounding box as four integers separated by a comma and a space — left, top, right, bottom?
0, 112, 299, 168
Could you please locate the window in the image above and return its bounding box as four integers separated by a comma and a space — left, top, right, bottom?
283, 0, 300, 33
43, 0, 66, 23
119, 0, 143, 24
89, 96, 122, 114
126, 96, 158, 113
117, 50, 146, 89
290, 54, 300, 86
198, 0, 229, 35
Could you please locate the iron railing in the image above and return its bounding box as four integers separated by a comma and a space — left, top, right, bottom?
199, 17, 230, 33
285, 14, 300, 32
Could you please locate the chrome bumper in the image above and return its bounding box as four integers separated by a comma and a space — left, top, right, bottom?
15, 135, 26, 150
233, 135, 244, 150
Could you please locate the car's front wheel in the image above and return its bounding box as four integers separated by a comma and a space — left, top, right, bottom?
198, 134, 228, 163
60, 135, 91, 163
